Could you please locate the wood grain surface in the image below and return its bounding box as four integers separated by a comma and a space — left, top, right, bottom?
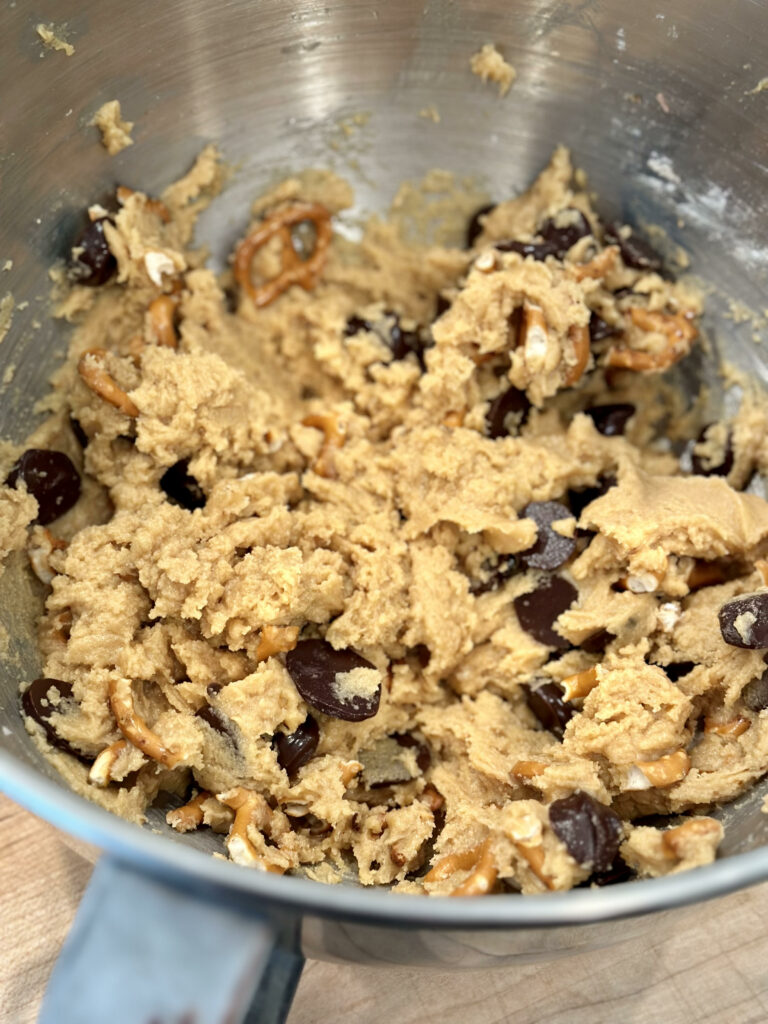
2, 790, 768, 1024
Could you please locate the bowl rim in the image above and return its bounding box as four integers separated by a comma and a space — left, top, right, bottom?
2, 748, 767, 929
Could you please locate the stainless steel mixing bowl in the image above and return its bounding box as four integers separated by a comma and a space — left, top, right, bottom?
2, 1, 768, 1021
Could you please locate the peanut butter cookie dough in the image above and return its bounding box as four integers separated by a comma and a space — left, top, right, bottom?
6, 145, 768, 895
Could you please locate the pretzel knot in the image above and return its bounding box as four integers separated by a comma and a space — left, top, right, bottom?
234, 202, 332, 308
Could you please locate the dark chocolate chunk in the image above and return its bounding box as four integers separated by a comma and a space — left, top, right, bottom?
719, 592, 768, 649
195, 703, 232, 738
496, 210, 591, 261
520, 501, 576, 571
485, 386, 531, 439
345, 311, 428, 370
690, 425, 734, 478
69, 417, 89, 449
549, 791, 623, 872
567, 474, 617, 520
469, 554, 518, 595
343, 314, 372, 337
664, 661, 696, 682
160, 460, 206, 511
466, 203, 496, 248
587, 854, 633, 887
513, 576, 577, 649
7, 449, 81, 526
588, 311, 619, 343
741, 671, 768, 712
604, 222, 663, 273
433, 294, 451, 320
409, 644, 431, 668
524, 681, 574, 739
69, 218, 117, 286
538, 210, 592, 257
586, 404, 635, 437
581, 628, 615, 654
21, 678, 91, 763
274, 715, 320, 776
285, 638, 381, 721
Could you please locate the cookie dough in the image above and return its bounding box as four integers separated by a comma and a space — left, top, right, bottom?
6, 145, 768, 896
90, 100, 134, 156
470, 43, 516, 96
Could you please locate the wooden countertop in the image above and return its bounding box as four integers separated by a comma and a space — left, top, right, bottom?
2, 791, 768, 1024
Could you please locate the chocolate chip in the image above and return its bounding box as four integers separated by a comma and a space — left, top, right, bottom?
433, 294, 451, 319
567, 474, 617, 520
524, 681, 574, 739
7, 449, 81, 526
520, 501, 576, 571
409, 644, 431, 668
690, 425, 734, 478
344, 312, 429, 370
274, 715, 320, 776
160, 460, 206, 511
514, 576, 577, 649
587, 854, 633, 887
586, 404, 635, 437
589, 311, 619, 343
343, 315, 372, 337
69, 218, 117, 286
496, 210, 591, 261
581, 628, 615, 654
195, 704, 232, 739
664, 661, 696, 682
285, 639, 382, 721
719, 592, 768, 649
69, 417, 89, 449
549, 791, 623, 872
466, 203, 495, 248
21, 678, 92, 763
604, 223, 663, 273
538, 210, 592, 257
469, 554, 518, 595
485, 386, 531, 439
741, 671, 768, 712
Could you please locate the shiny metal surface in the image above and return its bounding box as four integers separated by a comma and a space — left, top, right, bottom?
2, 0, 768, 966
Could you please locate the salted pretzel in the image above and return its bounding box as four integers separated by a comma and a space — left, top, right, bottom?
606, 307, 698, 372
234, 202, 332, 308
78, 348, 139, 417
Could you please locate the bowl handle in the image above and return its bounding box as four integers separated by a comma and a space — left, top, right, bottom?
37, 855, 305, 1024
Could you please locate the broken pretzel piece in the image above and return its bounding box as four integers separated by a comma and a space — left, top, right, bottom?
425, 838, 498, 896
88, 739, 129, 788
569, 245, 619, 282
660, 816, 723, 859
166, 790, 213, 833
254, 624, 300, 662
703, 716, 750, 739
606, 307, 698, 372
634, 749, 691, 788
234, 202, 332, 308
219, 787, 285, 872
562, 323, 591, 387
147, 294, 179, 348
78, 348, 139, 417
116, 185, 171, 224
302, 412, 346, 478
107, 677, 182, 769
561, 665, 599, 702
28, 527, 67, 585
